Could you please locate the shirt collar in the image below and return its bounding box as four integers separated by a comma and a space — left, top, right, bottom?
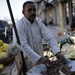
23, 16, 36, 24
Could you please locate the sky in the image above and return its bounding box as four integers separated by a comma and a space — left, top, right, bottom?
0, 0, 33, 21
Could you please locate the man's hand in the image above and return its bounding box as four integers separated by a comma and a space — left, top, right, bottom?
56, 52, 67, 64
36, 56, 51, 68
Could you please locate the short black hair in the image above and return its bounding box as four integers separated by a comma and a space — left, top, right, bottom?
23, 1, 35, 10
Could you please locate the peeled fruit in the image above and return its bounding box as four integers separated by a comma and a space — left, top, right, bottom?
65, 54, 71, 58
1, 43, 9, 52
0, 64, 4, 73
65, 50, 75, 58
0, 40, 3, 46
0, 52, 6, 59
67, 49, 73, 54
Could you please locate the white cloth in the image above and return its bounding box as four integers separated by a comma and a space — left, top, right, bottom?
13, 16, 60, 68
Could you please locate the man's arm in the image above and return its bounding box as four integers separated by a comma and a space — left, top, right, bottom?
38, 21, 67, 64
38, 21, 60, 55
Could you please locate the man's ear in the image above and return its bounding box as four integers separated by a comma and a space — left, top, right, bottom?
22, 10, 24, 15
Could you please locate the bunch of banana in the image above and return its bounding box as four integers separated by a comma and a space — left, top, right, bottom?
0, 40, 9, 73
65, 48, 75, 58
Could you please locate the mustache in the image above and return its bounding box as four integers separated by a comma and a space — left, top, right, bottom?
30, 14, 36, 17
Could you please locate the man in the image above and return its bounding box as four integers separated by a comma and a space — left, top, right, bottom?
14, 1, 67, 70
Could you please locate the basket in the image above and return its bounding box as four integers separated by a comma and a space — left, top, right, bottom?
0, 43, 21, 65
0, 55, 15, 65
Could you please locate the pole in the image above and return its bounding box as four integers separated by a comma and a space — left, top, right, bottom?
68, 0, 72, 30
58, 0, 64, 33
6, 0, 27, 75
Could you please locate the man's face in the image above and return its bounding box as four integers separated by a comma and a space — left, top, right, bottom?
23, 3, 36, 23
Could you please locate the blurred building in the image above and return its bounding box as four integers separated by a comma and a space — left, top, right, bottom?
34, 0, 74, 31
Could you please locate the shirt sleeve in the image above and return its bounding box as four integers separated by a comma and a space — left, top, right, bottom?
16, 21, 41, 64
39, 22, 60, 55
